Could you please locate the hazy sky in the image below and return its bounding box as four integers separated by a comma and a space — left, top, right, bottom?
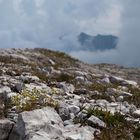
0, 0, 139, 67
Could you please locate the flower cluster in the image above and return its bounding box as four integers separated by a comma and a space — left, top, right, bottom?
11, 88, 58, 112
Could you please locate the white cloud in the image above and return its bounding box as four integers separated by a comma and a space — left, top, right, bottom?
0, 0, 121, 48
2, 0, 140, 67
70, 0, 140, 67
78, 4, 122, 35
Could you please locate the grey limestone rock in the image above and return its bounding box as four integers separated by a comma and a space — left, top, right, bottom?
9, 107, 64, 140
88, 115, 106, 128
0, 119, 14, 140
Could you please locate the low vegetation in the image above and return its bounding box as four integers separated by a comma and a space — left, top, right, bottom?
125, 86, 140, 107
84, 83, 119, 101
9, 88, 58, 112
86, 82, 120, 93
0, 55, 28, 66
34, 48, 79, 68
74, 107, 139, 140
31, 68, 49, 83
51, 73, 75, 82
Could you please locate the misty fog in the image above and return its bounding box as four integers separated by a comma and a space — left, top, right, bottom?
0, 0, 139, 67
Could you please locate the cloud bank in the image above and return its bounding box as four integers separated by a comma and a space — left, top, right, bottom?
0, 0, 121, 49
71, 0, 140, 67
0, 0, 140, 67
117, 0, 140, 67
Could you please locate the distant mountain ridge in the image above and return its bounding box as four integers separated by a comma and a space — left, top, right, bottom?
78, 32, 118, 51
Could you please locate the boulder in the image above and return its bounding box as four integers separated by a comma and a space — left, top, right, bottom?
75, 76, 86, 83
109, 76, 138, 87
28, 131, 56, 140
77, 112, 87, 120
121, 80, 138, 87
106, 88, 118, 96
20, 75, 40, 83
74, 71, 87, 76
109, 76, 123, 83
0, 86, 11, 95
57, 82, 75, 94
109, 102, 118, 107
119, 91, 132, 97
96, 99, 109, 107
58, 103, 70, 121
0, 119, 14, 140
100, 77, 110, 84
89, 90, 101, 97
69, 105, 80, 115
116, 96, 124, 102
9, 107, 64, 140
0, 86, 11, 99
64, 125, 95, 140
133, 110, 140, 117
87, 115, 106, 128
48, 59, 55, 65
69, 113, 75, 120
63, 119, 74, 126
129, 104, 137, 113
15, 83, 24, 92
110, 96, 116, 102
25, 83, 51, 92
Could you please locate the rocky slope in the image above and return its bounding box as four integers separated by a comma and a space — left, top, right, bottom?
0, 48, 140, 140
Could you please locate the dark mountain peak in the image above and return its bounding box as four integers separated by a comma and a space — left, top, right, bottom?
78, 32, 93, 46
78, 32, 91, 40
95, 34, 118, 40
78, 32, 118, 51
